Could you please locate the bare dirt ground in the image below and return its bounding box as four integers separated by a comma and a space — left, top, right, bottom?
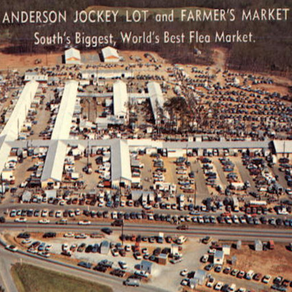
230, 243, 292, 280
0, 45, 61, 71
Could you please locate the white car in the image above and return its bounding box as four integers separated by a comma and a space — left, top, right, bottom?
134, 270, 149, 278
208, 248, 216, 254
206, 277, 215, 288
78, 220, 91, 225
214, 282, 223, 291
119, 261, 128, 270
245, 270, 254, 280
111, 249, 119, 257
55, 211, 62, 218
228, 283, 236, 292
180, 278, 189, 286
262, 275, 271, 284
125, 244, 131, 252
15, 217, 27, 223
64, 232, 74, 238
5, 245, 18, 252
201, 254, 209, 263
62, 243, 69, 251
41, 210, 48, 217
45, 245, 52, 251
38, 219, 50, 224
141, 248, 149, 254
180, 269, 188, 277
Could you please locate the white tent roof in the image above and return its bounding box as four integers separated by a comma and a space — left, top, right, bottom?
102, 46, 119, 60
113, 80, 128, 117
41, 141, 67, 182
0, 137, 12, 175
147, 82, 169, 123
51, 80, 78, 140
65, 48, 81, 61
1, 81, 39, 140
273, 140, 292, 154
111, 140, 131, 182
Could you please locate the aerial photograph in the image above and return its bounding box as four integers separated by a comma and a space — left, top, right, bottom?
0, 0, 291, 292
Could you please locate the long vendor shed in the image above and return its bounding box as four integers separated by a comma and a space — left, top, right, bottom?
41, 141, 67, 189
111, 140, 132, 187
147, 82, 169, 124
51, 80, 78, 140
1, 81, 39, 140
113, 80, 129, 120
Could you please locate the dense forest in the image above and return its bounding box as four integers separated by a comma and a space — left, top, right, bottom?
0, 0, 291, 75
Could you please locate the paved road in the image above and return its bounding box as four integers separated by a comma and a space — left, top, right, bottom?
272, 163, 288, 190
0, 252, 18, 292
191, 159, 209, 204
234, 159, 257, 193
1, 222, 292, 241
213, 158, 229, 188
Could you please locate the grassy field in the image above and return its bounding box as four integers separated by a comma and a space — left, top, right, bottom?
11, 263, 113, 292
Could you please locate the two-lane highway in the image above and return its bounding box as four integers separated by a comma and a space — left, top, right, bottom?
1, 222, 292, 241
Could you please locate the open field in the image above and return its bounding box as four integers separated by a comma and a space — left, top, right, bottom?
232, 243, 292, 280
11, 263, 113, 292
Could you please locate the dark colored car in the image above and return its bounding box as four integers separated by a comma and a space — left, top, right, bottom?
101, 228, 113, 235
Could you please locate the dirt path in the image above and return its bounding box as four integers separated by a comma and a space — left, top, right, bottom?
212, 47, 228, 72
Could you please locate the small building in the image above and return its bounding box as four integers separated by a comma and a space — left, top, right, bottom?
24, 72, 48, 83
102, 46, 120, 63
131, 190, 143, 202
236, 240, 242, 250
157, 253, 168, 265
65, 48, 81, 64
21, 191, 32, 203
171, 244, 179, 256
213, 250, 224, 265
255, 240, 263, 251
190, 269, 207, 287
100, 240, 110, 254
97, 69, 133, 79
140, 260, 153, 274
44, 189, 57, 200
222, 244, 231, 255
80, 70, 97, 80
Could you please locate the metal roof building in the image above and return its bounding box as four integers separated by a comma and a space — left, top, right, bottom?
113, 80, 128, 121
102, 46, 120, 62
65, 48, 81, 64
24, 72, 48, 83
111, 140, 132, 187
41, 141, 67, 188
273, 140, 292, 155
97, 69, 133, 79
213, 250, 224, 265
190, 269, 207, 286
1, 81, 39, 141
51, 80, 78, 140
0, 137, 12, 178
147, 82, 169, 124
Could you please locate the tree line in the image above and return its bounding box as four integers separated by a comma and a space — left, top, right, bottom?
0, 0, 291, 75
